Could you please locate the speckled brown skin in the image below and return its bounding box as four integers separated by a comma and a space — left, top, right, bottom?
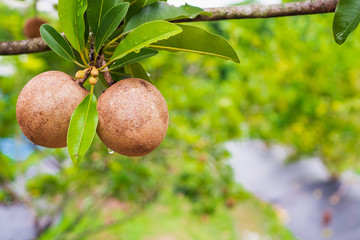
97, 78, 169, 157
24, 18, 47, 39
16, 71, 89, 148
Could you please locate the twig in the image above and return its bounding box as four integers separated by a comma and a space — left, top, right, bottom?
98, 55, 115, 87
0, 37, 49, 55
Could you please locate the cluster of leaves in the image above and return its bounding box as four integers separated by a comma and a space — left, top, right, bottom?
26, 174, 61, 197
40, 0, 239, 165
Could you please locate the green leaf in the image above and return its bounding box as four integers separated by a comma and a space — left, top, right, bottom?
108, 25, 125, 41
150, 24, 240, 63
110, 48, 158, 70
333, 0, 360, 44
126, 62, 153, 83
125, 0, 148, 21
40, 24, 76, 62
98, 73, 110, 89
95, 3, 130, 53
58, 0, 87, 53
110, 67, 132, 81
87, 0, 118, 36
111, 72, 132, 81
111, 20, 182, 62
67, 88, 98, 165
125, 2, 210, 31
84, 11, 89, 44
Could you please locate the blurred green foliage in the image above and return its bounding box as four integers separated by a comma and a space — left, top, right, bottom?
219, 15, 360, 173
26, 174, 62, 197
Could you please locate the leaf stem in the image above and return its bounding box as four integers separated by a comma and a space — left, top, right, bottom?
128, 65, 135, 77
74, 61, 87, 68
103, 30, 131, 52
98, 60, 113, 71
93, 52, 98, 67
79, 51, 89, 66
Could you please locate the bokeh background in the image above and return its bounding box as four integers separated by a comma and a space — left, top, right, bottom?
1, 0, 360, 239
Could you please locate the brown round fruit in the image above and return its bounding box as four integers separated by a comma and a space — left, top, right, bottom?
97, 78, 169, 157
16, 71, 89, 148
24, 17, 47, 39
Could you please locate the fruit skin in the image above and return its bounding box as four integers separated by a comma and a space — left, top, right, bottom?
16, 71, 89, 148
24, 17, 47, 39
97, 78, 169, 157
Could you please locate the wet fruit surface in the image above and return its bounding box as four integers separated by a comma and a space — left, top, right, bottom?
97, 78, 169, 157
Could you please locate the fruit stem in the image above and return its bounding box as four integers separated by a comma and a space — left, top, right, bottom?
98, 56, 115, 87
103, 70, 115, 87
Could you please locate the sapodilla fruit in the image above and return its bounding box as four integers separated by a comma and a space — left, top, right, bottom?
24, 17, 47, 39
16, 71, 88, 148
97, 78, 169, 157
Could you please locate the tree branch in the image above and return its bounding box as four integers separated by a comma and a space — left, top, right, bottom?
0, 0, 338, 56
176, 0, 338, 22
0, 37, 49, 55
99, 59, 115, 87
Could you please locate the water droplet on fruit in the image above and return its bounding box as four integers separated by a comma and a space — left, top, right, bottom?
108, 148, 114, 154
